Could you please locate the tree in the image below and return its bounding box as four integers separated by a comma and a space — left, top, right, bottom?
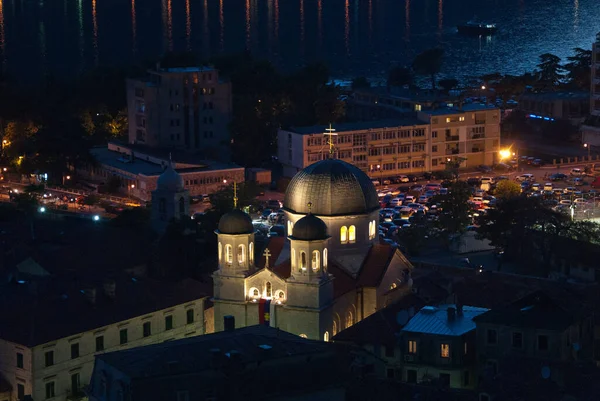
434, 180, 472, 244
387, 66, 413, 88
351, 77, 370, 90
494, 180, 521, 199
564, 47, 592, 90
536, 53, 564, 90
12, 192, 39, 240
412, 48, 445, 90
105, 175, 122, 194
438, 78, 459, 93
82, 194, 100, 211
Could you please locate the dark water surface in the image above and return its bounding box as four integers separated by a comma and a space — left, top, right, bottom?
0, 0, 598, 83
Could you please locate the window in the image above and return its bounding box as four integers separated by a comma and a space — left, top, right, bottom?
445, 117, 451, 123
287, 220, 293, 236
225, 244, 233, 264
186, 309, 194, 324
299, 334, 308, 338
459, 116, 465, 121
71, 343, 79, 359
486, 360, 498, 375
538, 335, 549, 351
45, 382, 55, 399
266, 282, 272, 297
346, 309, 354, 328
412, 160, 425, 168
349, 225, 356, 243
399, 144, 411, 153
323, 248, 328, 270
250, 288, 260, 298
71, 373, 80, 394
45, 351, 54, 367
432, 131, 438, 138
143, 321, 152, 337
324, 331, 329, 342
333, 320, 337, 335
512, 332, 523, 348
340, 226, 348, 243
16, 352, 23, 368
407, 369, 417, 383
275, 290, 286, 301
486, 329, 497, 345
385, 345, 394, 357
249, 242, 254, 264
291, 248, 296, 269
95, 336, 104, 352
120, 328, 128, 345
440, 343, 450, 358
18, 384, 24, 400
464, 342, 468, 355
165, 315, 174, 330
311, 250, 320, 271
218, 242, 222, 262
237, 244, 246, 264
408, 340, 417, 354
432, 145, 438, 152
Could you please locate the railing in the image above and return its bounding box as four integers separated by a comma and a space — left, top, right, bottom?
471, 148, 484, 153
445, 135, 459, 141
66, 390, 86, 401
475, 119, 486, 124
470, 134, 485, 139
446, 149, 459, 155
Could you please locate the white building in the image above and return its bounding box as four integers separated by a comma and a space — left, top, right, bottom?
0, 276, 207, 401
582, 34, 600, 147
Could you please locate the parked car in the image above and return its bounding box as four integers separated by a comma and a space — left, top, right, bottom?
477, 165, 492, 173
550, 173, 568, 181
516, 174, 535, 182
543, 183, 553, 191
397, 175, 410, 183
570, 168, 583, 176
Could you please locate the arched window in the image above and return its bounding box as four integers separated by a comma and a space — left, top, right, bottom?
249, 288, 260, 299
300, 252, 307, 271
369, 220, 376, 240
299, 334, 308, 339
333, 321, 337, 336
323, 248, 328, 270
275, 290, 286, 301
349, 225, 356, 243
238, 244, 246, 264
324, 331, 330, 342
225, 244, 233, 264
179, 197, 185, 216
218, 242, 222, 262
312, 250, 320, 272
346, 309, 354, 328
265, 282, 272, 298
291, 248, 296, 269
287, 220, 293, 236
340, 226, 348, 244
249, 242, 254, 264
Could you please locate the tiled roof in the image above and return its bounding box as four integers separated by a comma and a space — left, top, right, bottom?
401, 304, 488, 336
0, 275, 209, 347
333, 293, 426, 346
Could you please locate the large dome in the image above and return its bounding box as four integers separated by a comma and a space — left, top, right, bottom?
217, 209, 254, 235
284, 159, 379, 216
157, 163, 184, 191
291, 213, 329, 241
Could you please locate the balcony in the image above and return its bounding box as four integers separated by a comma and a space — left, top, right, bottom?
470, 133, 485, 140
446, 149, 459, 155
475, 119, 486, 125
445, 135, 460, 142
67, 390, 86, 401
471, 148, 484, 153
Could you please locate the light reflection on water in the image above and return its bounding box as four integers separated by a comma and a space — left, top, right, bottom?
0, 0, 599, 83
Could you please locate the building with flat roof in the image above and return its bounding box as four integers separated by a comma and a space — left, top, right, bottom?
126, 66, 232, 160
80, 142, 244, 201
518, 91, 589, 123
278, 105, 500, 178
582, 35, 600, 147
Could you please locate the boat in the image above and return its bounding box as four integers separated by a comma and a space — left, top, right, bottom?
457, 20, 498, 35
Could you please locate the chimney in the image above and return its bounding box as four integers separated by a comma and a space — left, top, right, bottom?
457, 303, 463, 317
103, 280, 116, 299
224, 315, 235, 332
447, 306, 456, 322
84, 288, 97, 304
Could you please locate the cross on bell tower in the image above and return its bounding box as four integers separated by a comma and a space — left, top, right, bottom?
263, 248, 272, 269
324, 124, 337, 158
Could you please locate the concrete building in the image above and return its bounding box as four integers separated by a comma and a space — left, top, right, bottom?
399, 304, 488, 389
582, 35, 600, 146
518, 91, 589, 123
213, 158, 414, 340
80, 142, 244, 202
87, 325, 384, 401
126, 66, 232, 160
0, 276, 208, 401
278, 105, 500, 179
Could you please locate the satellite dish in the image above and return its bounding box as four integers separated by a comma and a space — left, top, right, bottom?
541, 366, 551, 379
396, 310, 409, 326
573, 342, 580, 351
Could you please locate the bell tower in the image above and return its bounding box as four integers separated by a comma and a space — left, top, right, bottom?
151, 160, 189, 234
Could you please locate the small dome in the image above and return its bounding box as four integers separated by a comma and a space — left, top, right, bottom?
218, 209, 254, 235
284, 159, 379, 216
291, 214, 329, 241
157, 163, 184, 191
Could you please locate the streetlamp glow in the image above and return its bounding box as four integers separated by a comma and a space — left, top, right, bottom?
93, 215, 100, 221
499, 149, 512, 160
39, 207, 45, 213
481, 85, 486, 90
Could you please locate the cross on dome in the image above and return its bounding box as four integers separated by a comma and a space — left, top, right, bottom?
263, 248, 272, 268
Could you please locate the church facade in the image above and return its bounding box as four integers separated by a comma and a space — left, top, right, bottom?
212, 158, 414, 341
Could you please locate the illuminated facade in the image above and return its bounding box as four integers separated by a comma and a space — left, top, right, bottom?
582, 35, 600, 147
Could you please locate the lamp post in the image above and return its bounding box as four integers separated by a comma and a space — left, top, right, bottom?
129, 184, 135, 200
584, 143, 591, 162
377, 164, 383, 185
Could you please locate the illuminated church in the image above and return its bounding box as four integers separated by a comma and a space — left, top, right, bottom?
212, 158, 414, 340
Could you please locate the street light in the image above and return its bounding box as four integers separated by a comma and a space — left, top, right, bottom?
498, 149, 512, 160
584, 143, 591, 161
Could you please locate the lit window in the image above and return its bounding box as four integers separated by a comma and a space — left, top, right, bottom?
390, 282, 397, 290
287, 220, 293, 236
324, 331, 330, 342
340, 226, 348, 243
265, 282, 272, 297
312, 250, 320, 272
275, 290, 285, 301
346, 310, 354, 328
349, 225, 356, 243
292, 248, 296, 269
299, 334, 308, 338
440, 343, 450, 358
249, 242, 254, 264
459, 116, 465, 121
333, 321, 337, 335
415, 104, 422, 111
238, 244, 246, 264
445, 117, 451, 123
218, 242, 222, 262
249, 288, 260, 299
300, 252, 307, 270
225, 245, 233, 264
408, 340, 417, 354
323, 248, 328, 270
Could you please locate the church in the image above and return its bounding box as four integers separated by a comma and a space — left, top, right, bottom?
210, 158, 414, 340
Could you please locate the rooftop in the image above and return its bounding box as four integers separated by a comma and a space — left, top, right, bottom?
420, 103, 498, 116
154, 66, 215, 74
520, 91, 589, 101
401, 304, 488, 336
354, 86, 458, 103
286, 119, 427, 135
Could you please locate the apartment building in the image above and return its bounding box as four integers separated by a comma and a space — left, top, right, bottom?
582, 34, 600, 146
126, 66, 232, 160
278, 105, 501, 178
0, 276, 207, 401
